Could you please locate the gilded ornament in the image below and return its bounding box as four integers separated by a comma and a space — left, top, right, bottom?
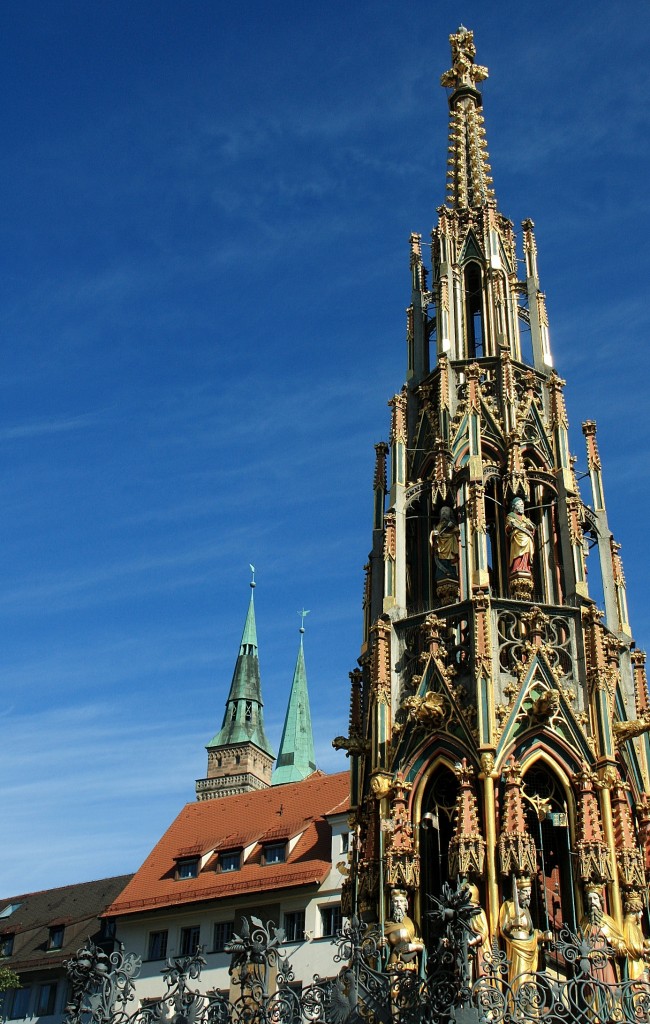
370, 772, 393, 799
613, 712, 650, 746
530, 689, 560, 723
401, 691, 447, 729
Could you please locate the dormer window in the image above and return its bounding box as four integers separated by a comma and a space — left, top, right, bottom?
0, 933, 14, 956
48, 925, 64, 950
219, 850, 240, 873
176, 858, 199, 880
263, 843, 286, 865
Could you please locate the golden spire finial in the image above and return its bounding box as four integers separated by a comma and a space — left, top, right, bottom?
441, 27, 495, 210
441, 26, 488, 93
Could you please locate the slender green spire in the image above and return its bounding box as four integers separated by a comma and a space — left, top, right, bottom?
207, 570, 274, 756
272, 611, 317, 785
239, 584, 258, 654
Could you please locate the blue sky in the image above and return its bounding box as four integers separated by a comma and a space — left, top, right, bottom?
2, 1, 650, 895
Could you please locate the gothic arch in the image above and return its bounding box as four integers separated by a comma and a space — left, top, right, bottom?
521, 444, 552, 472
462, 260, 486, 358
410, 753, 467, 941
499, 730, 590, 782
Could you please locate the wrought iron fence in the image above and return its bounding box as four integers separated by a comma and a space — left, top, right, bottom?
64, 888, 650, 1024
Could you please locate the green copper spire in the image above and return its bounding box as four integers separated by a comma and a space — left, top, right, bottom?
272, 610, 317, 785
207, 571, 274, 756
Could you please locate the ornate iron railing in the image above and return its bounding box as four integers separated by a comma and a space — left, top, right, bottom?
64, 894, 650, 1024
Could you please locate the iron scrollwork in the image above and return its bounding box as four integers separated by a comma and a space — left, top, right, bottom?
65, 903, 650, 1024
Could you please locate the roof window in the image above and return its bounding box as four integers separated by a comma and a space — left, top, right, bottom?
218, 850, 241, 873
263, 842, 286, 865
176, 858, 199, 880
48, 925, 64, 951
0, 904, 22, 919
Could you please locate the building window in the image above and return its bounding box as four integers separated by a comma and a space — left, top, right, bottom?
179, 925, 201, 956
0, 905, 22, 920
341, 833, 349, 854
264, 843, 286, 865
245, 700, 253, 721
140, 998, 161, 1012
36, 983, 57, 1016
48, 925, 65, 950
100, 918, 116, 940
207, 989, 230, 1002
219, 851, 240, 872
9, 987, 30, 1019
176, 858, 199, 879
147, 930, 168, 960
0, 933, 14, 957
212, 921, 234, 952
320, 905, 342, 937
283, 910, 305, 943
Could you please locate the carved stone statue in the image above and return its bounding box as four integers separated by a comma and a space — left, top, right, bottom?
579, 884, 626, 983
505, 498, 535, 599
383, 889, 424, 974
506, 498, 535, 572
623, 892, 650, 982
430, 506, 460, 578
430, 506, 460, 603
498, 877, 547, 994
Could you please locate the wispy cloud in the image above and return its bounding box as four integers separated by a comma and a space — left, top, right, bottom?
0, 412, 101, 442
2, 702, 205, 893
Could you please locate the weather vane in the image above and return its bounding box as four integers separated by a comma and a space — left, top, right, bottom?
298, 608, 310, 633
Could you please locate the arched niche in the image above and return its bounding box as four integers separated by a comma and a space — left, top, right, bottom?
411, 754, 463, 945
405, 482, 434, 616
483, 464, 507, 596
463, 261, 485, 358
516, 751, 579, 935
521, 459, 561, 606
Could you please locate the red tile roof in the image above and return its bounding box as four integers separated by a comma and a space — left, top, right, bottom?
106, 771, 349, 916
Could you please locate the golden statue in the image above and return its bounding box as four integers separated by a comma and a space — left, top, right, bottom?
499, 877, 548, 994
467, 883, 490, 978
383, 889, 424, 973
623, 892, 650, 982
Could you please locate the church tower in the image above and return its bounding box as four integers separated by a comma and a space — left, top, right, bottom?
272, 613, 317, 785
196, 573, 274, 800
342, 26, 650, 970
